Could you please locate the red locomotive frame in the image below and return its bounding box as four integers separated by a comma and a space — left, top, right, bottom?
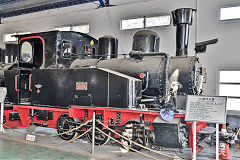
3, 104, 207, 154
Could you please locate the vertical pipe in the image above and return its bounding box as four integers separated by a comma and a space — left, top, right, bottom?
216, 124, 219, 160
31, 109, 34, 125
10, 55, 14, 63
176, 24, 189, 56
0, 103, 4, 133
193, 121, 197, 160
107, 73, 109, 107
92, 112, 96, 154
5, 56, 8, 64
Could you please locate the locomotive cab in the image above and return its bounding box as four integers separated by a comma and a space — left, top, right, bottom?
16, 31, 98, 69
5, 31, 98, 104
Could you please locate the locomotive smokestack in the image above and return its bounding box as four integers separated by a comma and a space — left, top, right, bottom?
171, 8, 196, 56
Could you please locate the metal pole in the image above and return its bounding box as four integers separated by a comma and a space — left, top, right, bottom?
92, 112, 96, 154
0, 102, 5, 133
216, 124, 219, 160
193, 121, 197, 160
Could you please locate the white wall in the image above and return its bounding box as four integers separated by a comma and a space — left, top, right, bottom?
0, 0, 196, 55
1, 0, 240, 96
197, 0, 240, 95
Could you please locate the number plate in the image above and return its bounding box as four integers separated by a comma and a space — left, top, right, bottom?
26, 134, 36, 142
76, 82, 88, 90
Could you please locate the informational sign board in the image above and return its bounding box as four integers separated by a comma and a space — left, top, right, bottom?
0, 87, 7, 103
185, 95, 227, 124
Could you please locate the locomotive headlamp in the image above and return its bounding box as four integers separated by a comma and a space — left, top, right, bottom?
20, 41, 33, 63
139, 73, 145, 79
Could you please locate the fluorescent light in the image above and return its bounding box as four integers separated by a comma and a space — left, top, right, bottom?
121, 18, 144, 30
220, 6, 240, 20
145, 15, 171, 27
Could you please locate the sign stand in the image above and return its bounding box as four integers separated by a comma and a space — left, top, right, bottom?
193, 121, 197, 160
0, 102, 5, 133
216, 124, 219, 160
193, 122, 220, 160
92, 112, 96, 154
185, 95, 227, 160
0, 87, 7, 133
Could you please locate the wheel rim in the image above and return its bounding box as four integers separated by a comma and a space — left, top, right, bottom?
86, 129, 110, 145
121, 120, 147, 151
57, 114, 78, 140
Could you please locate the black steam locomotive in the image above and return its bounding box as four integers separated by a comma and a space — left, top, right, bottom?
1, 8, 216, 150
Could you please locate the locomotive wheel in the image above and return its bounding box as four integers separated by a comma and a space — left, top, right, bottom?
121, 119, 147, 151
57, 113, 79, 140
86, 129, 110, 145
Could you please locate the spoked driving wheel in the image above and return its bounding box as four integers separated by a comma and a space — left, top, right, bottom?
86, 128, 110, 145
121, 119, 149, 151
57, 113, 78, 140
86, 119, 111, 145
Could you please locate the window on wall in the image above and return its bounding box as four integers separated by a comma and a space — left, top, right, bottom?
54, 24, 90, 34
54, 26, 71, 31
3, 32, 31, 44
121, 18, 145, 30
145, 15, 171, 27
121, 15, 171, 30
72, 25, 90, 33
218, 71, 240, 111
3, 33, 17, 44
220, 5, 240, 21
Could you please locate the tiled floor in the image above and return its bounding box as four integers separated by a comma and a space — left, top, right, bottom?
0, 127, 240, 160
0, 138, 97, 160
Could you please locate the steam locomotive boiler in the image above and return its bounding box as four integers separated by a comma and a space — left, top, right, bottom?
1, 8, 216, 151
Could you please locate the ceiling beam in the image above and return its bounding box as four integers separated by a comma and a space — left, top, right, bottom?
1, 0, 98, 18
0, 0, 25, 6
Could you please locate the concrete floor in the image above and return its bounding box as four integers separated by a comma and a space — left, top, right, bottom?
0, 127, 240, 160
